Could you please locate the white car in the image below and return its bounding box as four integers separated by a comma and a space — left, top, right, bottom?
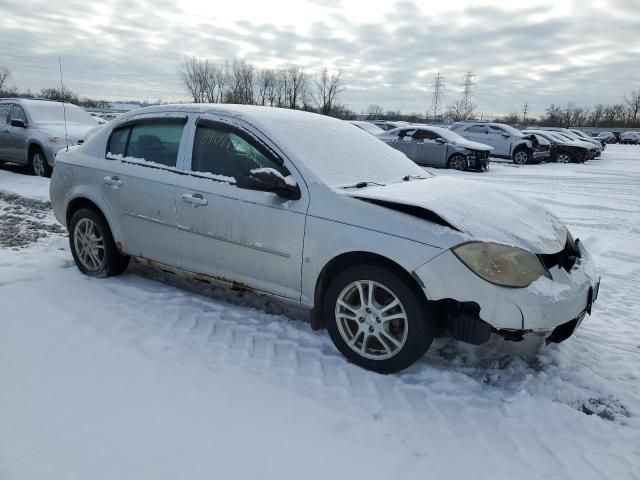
620, 131, 640, 144
49, 105, 600, 373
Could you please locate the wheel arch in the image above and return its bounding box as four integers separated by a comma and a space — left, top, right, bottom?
310, 250, 428, 330
65, 196, 124, 253
27, 140, 48, 165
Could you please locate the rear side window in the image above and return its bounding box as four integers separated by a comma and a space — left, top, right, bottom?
0, 104, 10, 125
466, 125, 487, 133
106, 119, 185, 167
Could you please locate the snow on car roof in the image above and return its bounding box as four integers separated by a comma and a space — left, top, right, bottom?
120, 104, 428, 187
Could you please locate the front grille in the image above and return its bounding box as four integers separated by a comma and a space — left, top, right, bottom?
539, 235, 581, 272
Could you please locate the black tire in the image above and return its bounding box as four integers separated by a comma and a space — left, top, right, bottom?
554, 151, 572, 164
323, 264, 435, 373
512, 148, 531, 165
69, 208, 130, 277
29, 146, 52, 177
447, 154, 468, 171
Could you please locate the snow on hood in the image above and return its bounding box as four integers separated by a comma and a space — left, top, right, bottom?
36, 122, 96, 142
347, 176, 568, 253
450, 138, 493, 151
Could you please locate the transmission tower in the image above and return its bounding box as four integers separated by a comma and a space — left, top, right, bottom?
460, 71, 476, 113
522, 100, 529, 124
430, 72, 445, 122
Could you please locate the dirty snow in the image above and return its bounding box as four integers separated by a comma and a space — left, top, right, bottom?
1, 145, 640, 479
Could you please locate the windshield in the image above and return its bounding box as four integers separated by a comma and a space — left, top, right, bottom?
498, 124, 524, 136
257, 111, 430, 187
351, 121, 384, 135
431, 127, 466, 143
28, 103, 97, 125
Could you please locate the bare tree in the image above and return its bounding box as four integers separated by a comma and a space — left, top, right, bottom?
589, 104, 605, 127
282, 64, 308, 109
311, 67, 345, 116
181, 56, 208, 103
225, 58, 254, 105
625, 89, 640, 126
365, 104, 384, 119
39, 87, 80, 104
447, 99, 476, 122
0, 66, 10, 92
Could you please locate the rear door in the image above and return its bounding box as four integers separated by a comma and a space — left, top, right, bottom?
97, 116, 188, 266
175, 116, 308, 300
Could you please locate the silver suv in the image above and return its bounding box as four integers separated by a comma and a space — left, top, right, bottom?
0, 99, 98, 177
450, 122, 550, 164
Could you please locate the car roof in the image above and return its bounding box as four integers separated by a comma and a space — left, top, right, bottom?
0, 98, 79, 108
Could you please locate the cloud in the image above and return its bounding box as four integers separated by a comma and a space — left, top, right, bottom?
1, 0, 638, 115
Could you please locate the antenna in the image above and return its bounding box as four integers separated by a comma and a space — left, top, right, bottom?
58, 56, 69, 151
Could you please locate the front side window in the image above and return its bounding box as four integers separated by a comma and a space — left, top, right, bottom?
413, 130, 439, 140
106, 119, 185, 167
10, 105, 27, 123
192, 123, 287, 181
489, 125, 506, 134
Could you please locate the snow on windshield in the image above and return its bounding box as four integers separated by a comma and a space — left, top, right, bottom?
498, 124, 524, 136
251, 110, 429, 187
28, 103, 97, 126
430, 127, 466, 143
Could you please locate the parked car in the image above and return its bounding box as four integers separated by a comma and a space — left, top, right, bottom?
0, 99, 98, 177
620, 131, 640, 144
50, 105, 600, 373
591, 131, 616, 144
378, 125, 492, 170
547, 131, 600, 159
523, 130, 589, 163
371, 120, 410, 131
569, 129, 606, 150
539, 128, 603, 155
449, 122, 549, 164
348, 120, 385, 136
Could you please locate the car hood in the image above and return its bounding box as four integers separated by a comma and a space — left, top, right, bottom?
450, 139, 494, 151
347, 176, 568, 253
35, 122, 96, 141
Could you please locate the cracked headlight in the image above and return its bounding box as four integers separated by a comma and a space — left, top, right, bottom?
452, 242, 550, 288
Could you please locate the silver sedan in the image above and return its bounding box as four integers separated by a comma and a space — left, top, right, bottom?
378, 125, 492, 171
50, 105, 599, 373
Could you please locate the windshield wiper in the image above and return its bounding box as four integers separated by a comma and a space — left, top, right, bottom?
402, 175, 428, 182
342, 181, 386, 189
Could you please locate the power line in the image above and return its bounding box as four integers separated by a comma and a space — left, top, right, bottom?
430, 72, 445, 122
460, 71, 476, 113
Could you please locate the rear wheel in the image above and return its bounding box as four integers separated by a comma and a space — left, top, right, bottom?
513, 149, 531, 165
447, 154, 468, 171
69, 208, 130, 277
29, 147, 52, 177
324, 264, 435, 373
555, 152, 572, 163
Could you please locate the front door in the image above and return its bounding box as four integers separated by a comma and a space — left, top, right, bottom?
413, 130, 447, 166
0, 103, 12, 161
176, 117, 308, 301
97, 116, 188, 266
486, 125, 511, 156
3, 105, 29, 163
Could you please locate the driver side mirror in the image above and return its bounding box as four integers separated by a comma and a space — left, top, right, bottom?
10, 119, 27, 128
435, 138, 446, 144
501, 133, 509, 138
236, 168, 301, 200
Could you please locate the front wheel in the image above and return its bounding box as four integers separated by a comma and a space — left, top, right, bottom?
29, 147, 52, 177
512, 149, 531, 165
324, 265, 435, 373
69, 208, 130, 277
447, 154, 468, 171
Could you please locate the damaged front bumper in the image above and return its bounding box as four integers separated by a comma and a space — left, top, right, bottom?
415, 240, 599, 344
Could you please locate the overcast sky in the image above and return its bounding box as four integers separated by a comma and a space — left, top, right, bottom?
2, 0, 639, 116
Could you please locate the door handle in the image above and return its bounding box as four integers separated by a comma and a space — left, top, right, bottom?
181, 193, 208, 207
103, 176, 123, 187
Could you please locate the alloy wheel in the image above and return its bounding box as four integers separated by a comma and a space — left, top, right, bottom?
514, 151, 528, 164
33, 153, 46, 176
335, 280, 409, 360
73, 218, 106, 271
557, 153, 571, 163
449, 155, 468, 171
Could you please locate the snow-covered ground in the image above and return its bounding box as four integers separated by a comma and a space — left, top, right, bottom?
1, 145, 639, 479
